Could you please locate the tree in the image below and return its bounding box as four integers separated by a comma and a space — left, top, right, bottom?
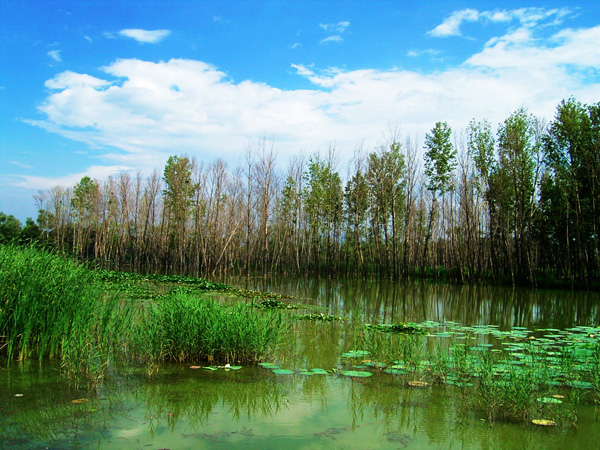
494, 108, 540, 285
19, 217, 41, 243
365, 141, 407, 277
542, 99, 600, 284
163, 155, 197, 266
422, 121, 456, 275
0, 213, 22, 244
71, 176, 100, 258
303, 155, 343, 273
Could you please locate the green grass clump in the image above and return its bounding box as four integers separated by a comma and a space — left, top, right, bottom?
0, 244, 128, 385
132, 291, 287, 372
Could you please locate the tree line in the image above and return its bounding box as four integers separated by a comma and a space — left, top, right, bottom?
20, 98, 599, 287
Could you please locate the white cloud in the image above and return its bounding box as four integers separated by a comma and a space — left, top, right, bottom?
12, 165, 134, 190
320, 35, 343, 44
8, 161, 33, 170
117, 29, 171, 44
26, 23, 600, 182
47, 50, 62, 62
319, 21, 349, 44
429, 9, 480, 37
429, 7, 573, 37
319, 21, 350, 34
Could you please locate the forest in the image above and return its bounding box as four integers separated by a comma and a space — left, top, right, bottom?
8, 97, 599, 288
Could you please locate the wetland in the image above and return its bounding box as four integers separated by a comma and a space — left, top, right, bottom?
1, 245, 600, 449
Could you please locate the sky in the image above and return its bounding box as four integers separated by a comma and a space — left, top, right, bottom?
1, 0, 599, 221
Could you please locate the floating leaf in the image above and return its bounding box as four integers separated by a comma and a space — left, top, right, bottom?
71, 398, 89, 404
407, 380, 429, 387
342, 350, 370, 358
189, 365, 202, 369
310, 368, 328, 374
272, 369, 295, 375
537, 397, 562, 404
341, 370, 373, 378
203, 366, 218, 371
532, 419, 556, 426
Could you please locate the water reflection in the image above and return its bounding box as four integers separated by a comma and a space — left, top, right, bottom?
222, 276, 600, 329
2, 360, 599, 449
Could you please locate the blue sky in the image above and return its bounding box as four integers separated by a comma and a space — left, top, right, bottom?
1, 0, 599, 221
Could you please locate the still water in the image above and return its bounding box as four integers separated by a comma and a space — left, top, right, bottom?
2, 278, 600, 449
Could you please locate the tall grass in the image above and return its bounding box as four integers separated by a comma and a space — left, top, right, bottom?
0, 244, 128, 385
131, 291, 287, 373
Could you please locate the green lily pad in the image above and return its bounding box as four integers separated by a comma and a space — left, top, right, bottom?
537, 397, 563, 404
272, 369, 295, 375
341, 370, 373, 378
342, 350, 371, 358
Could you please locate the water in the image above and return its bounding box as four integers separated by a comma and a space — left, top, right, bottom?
2, 277, 600, 449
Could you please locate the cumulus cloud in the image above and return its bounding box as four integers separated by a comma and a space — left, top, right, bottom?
24, 21, 600, 189
117, 28, 171, 44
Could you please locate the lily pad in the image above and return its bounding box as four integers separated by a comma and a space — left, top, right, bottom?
342, 350, 371, 358
272, 369, 295, 375
341, 370, 373, 378
532, 419, 556, 426
537, 397, 563, 404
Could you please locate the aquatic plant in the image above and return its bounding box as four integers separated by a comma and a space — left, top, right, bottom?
364, 322, 424, 334
131, 291, 287, 371
252, 299, 299, 309
0, 244, 129, 386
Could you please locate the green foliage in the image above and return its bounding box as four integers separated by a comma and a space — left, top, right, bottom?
424, 121, 456, 194
296, 313, 344, 321
96, 269, 231, 291
364, 322, 424, 333
0, 244, 128, 386
541, 98, 600, 283
0, 213, 21, 244
131, 291, 287, 368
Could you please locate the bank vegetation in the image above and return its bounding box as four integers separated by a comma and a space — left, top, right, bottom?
23, 98, 600, 287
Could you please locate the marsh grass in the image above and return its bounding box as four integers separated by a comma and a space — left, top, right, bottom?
0, 244, 130, 387
131, 291, 287, 373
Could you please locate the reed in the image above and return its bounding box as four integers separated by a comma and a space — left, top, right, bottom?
0, 244, 128, 386
131, 291, 287, 372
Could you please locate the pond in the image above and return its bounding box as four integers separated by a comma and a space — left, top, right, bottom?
2, 277, 600, 449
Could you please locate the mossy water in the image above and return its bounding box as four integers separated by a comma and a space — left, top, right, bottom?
2, 260, 600, 449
